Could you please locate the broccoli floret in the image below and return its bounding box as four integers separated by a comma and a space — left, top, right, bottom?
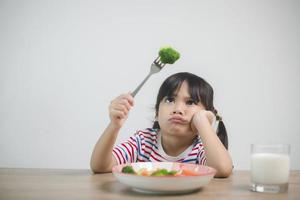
158, 47, 180, 64
121, 166, 135, 174
151, 169, 178, 176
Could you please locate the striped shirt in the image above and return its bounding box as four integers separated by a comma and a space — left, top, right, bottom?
112, 128, 206, 165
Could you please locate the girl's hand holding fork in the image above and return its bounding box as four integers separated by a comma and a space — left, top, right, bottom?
109, 92, 134, 128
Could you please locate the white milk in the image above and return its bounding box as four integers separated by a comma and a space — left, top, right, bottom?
251, 153, 290, 184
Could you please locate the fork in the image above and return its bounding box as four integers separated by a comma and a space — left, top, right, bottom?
131, 57, 166, 97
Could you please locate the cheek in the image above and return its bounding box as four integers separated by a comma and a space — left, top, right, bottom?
157, 111, 167, 123
197, 103, 206, 110
157, 104, 169, 117
156, 109, 164, 122
193, 105, 205, 114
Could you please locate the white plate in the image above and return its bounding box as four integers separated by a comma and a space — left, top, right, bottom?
112, 162, 216, 194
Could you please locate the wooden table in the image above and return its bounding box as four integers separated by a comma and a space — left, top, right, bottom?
0, 168, 299, 200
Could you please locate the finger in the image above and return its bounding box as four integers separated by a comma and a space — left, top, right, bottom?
113, 96, 133, 108
206, 111, 216, 124
109, 102, 129, 116
110, 93, 134, 112
119, 99, 132, 111
113, 106, 129, 116
112, 93, 129, 104
124, 92, 134, 106
110, 99, 129, 109
115, 103, 129, 112
111, 109, 126, 119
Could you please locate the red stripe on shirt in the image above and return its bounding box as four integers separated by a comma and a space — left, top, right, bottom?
128, 140, 137, 149
115, 147, 126, 164
113, 149, 122, 164
150, 153, 162, 161
121, 143, 132, 160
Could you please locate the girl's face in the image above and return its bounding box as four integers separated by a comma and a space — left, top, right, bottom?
157, 81, 205, 137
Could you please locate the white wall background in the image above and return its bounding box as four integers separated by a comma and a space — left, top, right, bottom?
1, 0, 299, 170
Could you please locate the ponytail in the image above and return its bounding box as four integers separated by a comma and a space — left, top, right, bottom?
152, 121, 159, 129
214, 109, 228, 149
217, 120, 228, 149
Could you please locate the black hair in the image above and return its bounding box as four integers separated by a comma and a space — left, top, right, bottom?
152, 72, 228, 149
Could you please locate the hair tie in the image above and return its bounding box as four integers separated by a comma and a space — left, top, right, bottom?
213, 108, 222, 121
216, 114, 222, 122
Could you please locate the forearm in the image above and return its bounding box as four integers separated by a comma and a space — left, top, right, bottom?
196, 118, 232, 177
90, 122, 120, 173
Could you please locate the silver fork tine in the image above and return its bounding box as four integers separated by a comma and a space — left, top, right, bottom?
158, 61, 165, 67
154, 57, 165, 69
155, 56, 160, 62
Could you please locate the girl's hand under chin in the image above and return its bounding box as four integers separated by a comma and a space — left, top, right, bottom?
191, 110, 215, 133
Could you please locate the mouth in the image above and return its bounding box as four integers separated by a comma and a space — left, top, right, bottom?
168, 116, 188, 124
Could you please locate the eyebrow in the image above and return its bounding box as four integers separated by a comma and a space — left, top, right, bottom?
168, 94, 195, 100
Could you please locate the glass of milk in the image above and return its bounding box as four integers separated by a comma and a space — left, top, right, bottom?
251, 144, 290, 193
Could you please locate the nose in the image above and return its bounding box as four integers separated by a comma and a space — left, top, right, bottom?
172, 102, 184, 115
172, 110, 183, 115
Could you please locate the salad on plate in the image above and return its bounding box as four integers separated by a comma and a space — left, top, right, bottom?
112, 162, 216, 194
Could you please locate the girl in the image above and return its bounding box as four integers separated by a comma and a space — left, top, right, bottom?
91, 72, 232, 177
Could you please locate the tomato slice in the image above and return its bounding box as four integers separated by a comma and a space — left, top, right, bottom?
181, 168, 202, 176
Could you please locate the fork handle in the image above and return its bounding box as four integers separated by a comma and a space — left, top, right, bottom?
131, 72, 152, 97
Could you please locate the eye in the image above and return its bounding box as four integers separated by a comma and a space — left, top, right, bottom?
186, 99, 197, 105
164, 97, 175, 103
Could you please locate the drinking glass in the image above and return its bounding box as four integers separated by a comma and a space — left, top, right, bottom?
251, 144, 290, 193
